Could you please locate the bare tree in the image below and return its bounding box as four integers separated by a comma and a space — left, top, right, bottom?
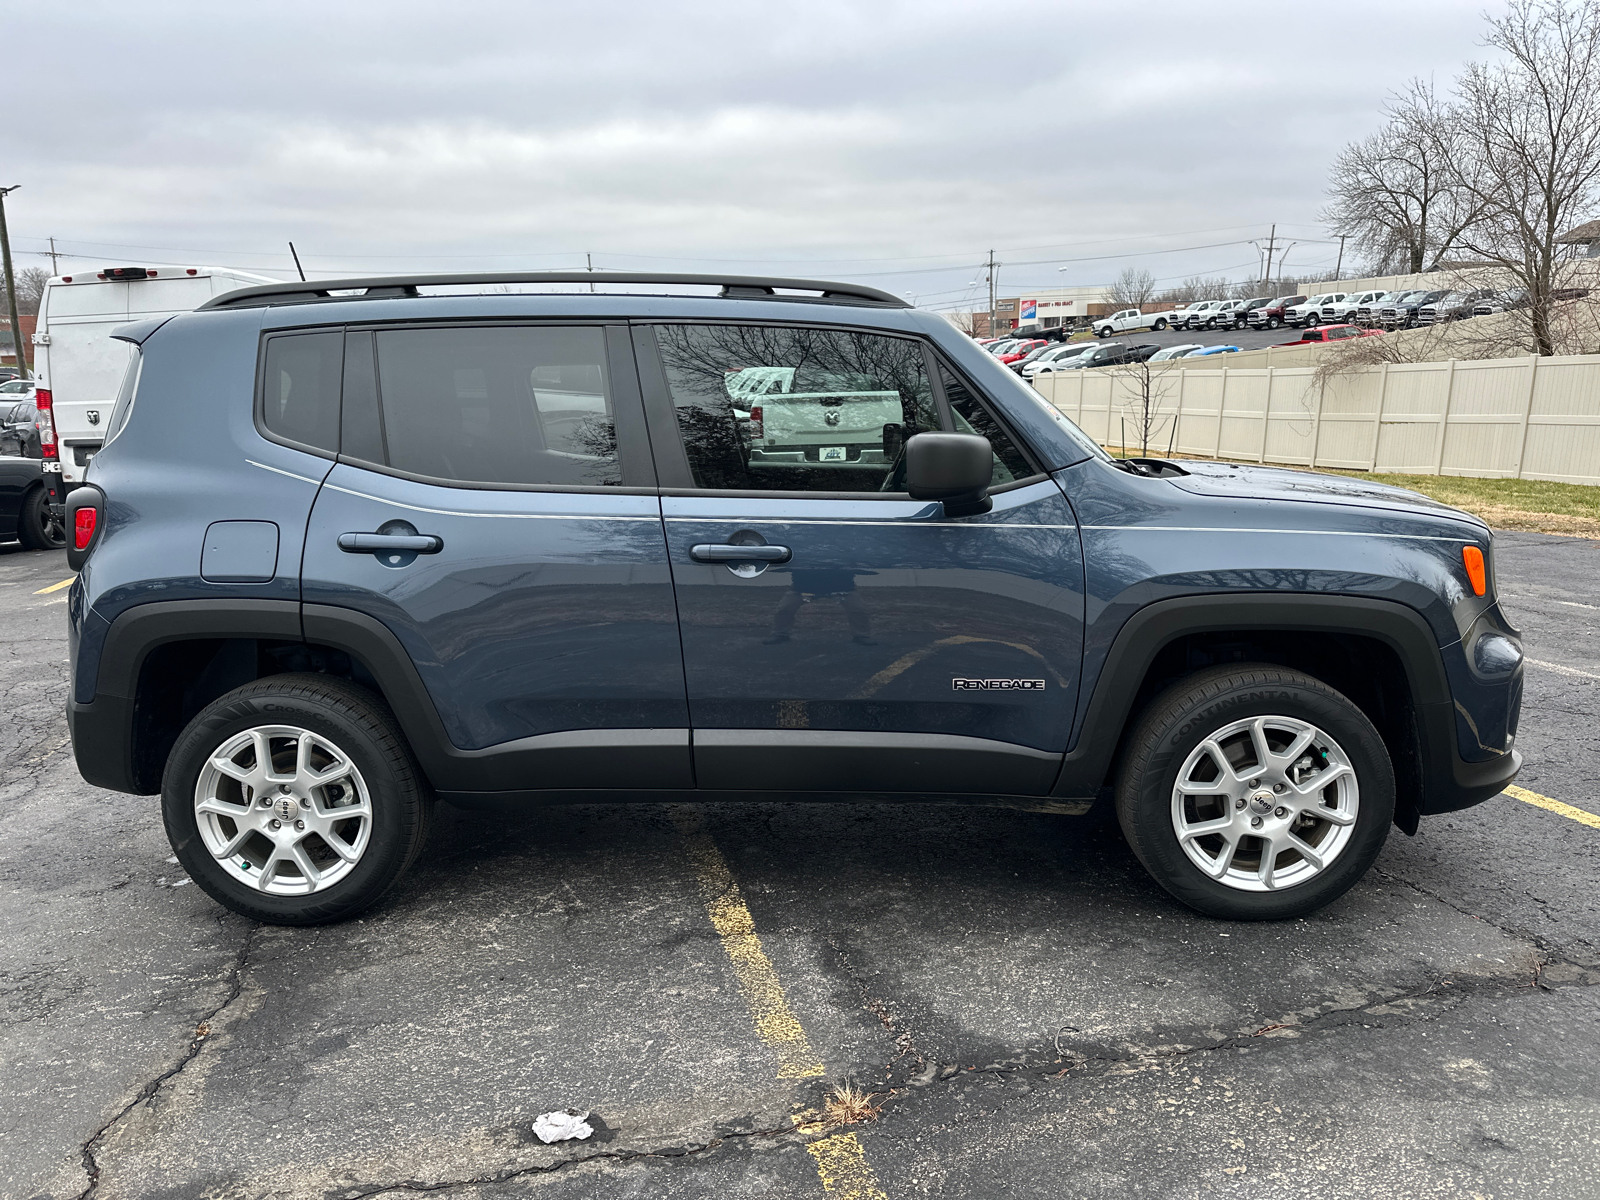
1322, 81, 1482, 275
1445, 0, 1600, 356
1107, 267, 1156, 308
13, 267, 48, 315
1107, 357, 1180, 456
1156, 274, 1234, 304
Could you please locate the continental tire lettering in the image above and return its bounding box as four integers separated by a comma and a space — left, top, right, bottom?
952, 678, 1047, 691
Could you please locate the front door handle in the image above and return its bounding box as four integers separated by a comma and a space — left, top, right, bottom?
690, 543, 791, 564
338, 532, 443, 554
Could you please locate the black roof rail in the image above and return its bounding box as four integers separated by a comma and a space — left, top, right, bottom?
197, 271, 911, 311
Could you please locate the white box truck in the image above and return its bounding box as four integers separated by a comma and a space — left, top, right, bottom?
32, 265, 277, 492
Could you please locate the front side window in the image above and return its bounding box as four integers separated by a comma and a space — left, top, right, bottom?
655, 324, 939, 492
366, 325, 620, 487
940, 366, 1033, 486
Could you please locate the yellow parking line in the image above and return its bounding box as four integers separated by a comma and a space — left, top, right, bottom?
33, 576, 75, 594
1505, 785, 1600, 831
806, 1132, 890, 1199
673, 809, 890, 1195
674, 810, 825, 1079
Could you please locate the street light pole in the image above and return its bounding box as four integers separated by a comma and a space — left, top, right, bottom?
0, 185, 27, 377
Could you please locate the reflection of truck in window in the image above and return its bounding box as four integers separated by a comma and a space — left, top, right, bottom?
34, 266, 276, 492
725, 366, 904, 473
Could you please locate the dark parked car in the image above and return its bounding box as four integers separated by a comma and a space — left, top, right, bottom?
66, 271, 1522, 928
1247, 296, 1307, 331
0, 454, 65, 549
1, 398, 42, 458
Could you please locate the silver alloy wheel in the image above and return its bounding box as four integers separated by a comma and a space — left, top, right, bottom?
1170, 715, 1359, 892
194, 725, 373, 895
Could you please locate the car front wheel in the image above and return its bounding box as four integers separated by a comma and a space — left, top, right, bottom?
162, 674, 434, 925
1114, 665, 1393, 920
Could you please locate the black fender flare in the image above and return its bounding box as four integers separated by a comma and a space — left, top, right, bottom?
1048, 593, 1512, 818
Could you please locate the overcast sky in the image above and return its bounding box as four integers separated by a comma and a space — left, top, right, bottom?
7, 1, 1499, 308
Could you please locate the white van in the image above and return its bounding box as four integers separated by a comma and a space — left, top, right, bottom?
32, 266, 277, 489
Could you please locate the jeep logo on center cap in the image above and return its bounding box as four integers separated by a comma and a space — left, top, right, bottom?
276, 796, 298, 821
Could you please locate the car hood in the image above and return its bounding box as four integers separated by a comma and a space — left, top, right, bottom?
1169, 461, 1487, 529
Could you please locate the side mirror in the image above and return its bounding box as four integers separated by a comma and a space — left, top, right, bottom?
905, 432, 993, 517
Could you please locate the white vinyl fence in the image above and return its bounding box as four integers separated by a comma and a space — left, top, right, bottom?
1031, 353, 1600, 485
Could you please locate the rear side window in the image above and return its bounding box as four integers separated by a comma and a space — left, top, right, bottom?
261, 332, 342, 454
368, 325, 619, 487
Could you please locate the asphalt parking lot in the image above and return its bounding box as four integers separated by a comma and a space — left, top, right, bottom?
1114, 323, 1312, 353
3, 531, 1597, 1199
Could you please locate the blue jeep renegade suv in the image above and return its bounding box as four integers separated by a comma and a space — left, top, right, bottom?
63, 272, 1523, 925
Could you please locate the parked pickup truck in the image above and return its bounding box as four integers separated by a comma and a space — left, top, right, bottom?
1093, 309, 1171, 338
1285, 294, 1346, 328
1319, 290, 1388, 325
1380, 290, 1447, 329
1247, 296, 1308, 331
1278, 324, 1382, 347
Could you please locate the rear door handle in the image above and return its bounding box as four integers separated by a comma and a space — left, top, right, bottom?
338, 532, 443, 554
690, 543, 791, 563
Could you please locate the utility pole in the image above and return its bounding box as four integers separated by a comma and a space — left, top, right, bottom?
0, 186, 27, 377
44, 236, 61, 275
1334, 234, 1347, 280
1262, 224, 1277, 290
986, 249, 997, 336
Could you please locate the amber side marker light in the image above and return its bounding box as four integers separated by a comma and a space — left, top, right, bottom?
1463, 545, 1487, 596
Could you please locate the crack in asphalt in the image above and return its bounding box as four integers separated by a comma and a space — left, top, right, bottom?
72, 922, 260, 1200
1373, 865, 1600, 964
322, 961, 1599, 1197
330, 1122, 805, 1198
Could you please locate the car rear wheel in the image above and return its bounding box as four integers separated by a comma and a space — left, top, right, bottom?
162, 674, 434, 925
1153, 319, 1167, 331
17, 485, 65, 551
1114, 665, 1393, 920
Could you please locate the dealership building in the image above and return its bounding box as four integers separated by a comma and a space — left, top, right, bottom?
952, 285, 1111, 336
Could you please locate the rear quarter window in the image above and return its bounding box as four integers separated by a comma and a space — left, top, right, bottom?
259, 331, 343, 455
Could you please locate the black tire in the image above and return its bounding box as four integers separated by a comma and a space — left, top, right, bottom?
16, 485, 65, 551
1153, 319, 1168, 331
1095, 327, 1110, 338
1307, 314, 1320, 327
1114, 664, 1394, 921
162, 673, 434, 925
1267, 315, 1282, 330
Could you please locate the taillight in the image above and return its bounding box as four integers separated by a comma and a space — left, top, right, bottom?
74, 507, 97, 551
749, 405, 764, 440
35, 388, 57, 459
1463, 545, 1487, 596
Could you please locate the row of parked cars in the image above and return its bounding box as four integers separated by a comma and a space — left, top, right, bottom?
979, 336, 1242, 376
1084, 282, 1590, 340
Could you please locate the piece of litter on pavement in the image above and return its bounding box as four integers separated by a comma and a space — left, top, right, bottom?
166, 856, 179, 864
532, 1109, 593, 1144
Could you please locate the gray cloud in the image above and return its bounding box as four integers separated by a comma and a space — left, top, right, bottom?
8, 0, 1493, 304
